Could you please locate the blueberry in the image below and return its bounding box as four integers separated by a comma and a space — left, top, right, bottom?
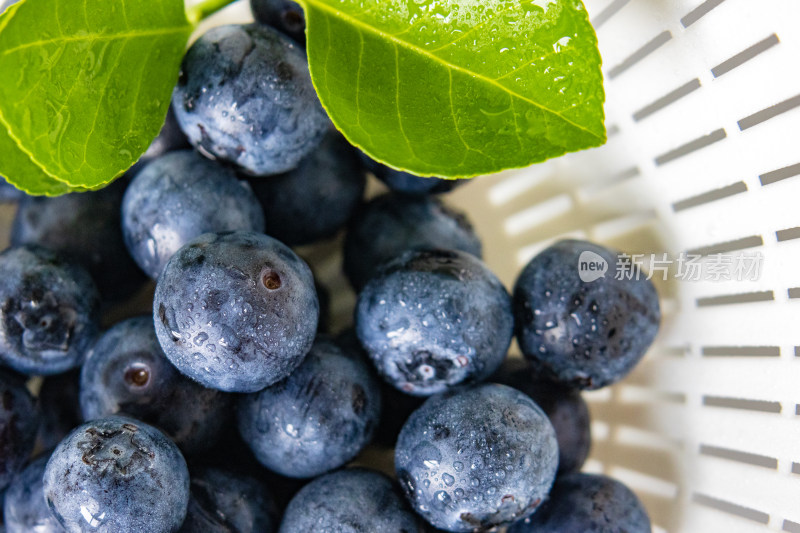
248, 130, 366, 246
356, 249, 512, 396
513, 240, 661, 390
80, 316, 233, 455
4, 453, 62, 533
250, 0, 306, 45
279, 468, 423, 532
36, 370, 82, 452
508, 472, 651, 533
395, 383, 558, 532
172, 24, 328, 176
0, 370, 39, 492
344, 193, 482, 290
0, 246, 100, 375
11, 180, 146, 302
179, 467, 277, 533
493, 358, 591, 474
43, 415, 190, 533
361, 153, 464, 195
122, 150, 266, 279
237, 337, 381, 478
154, 231, 318, 393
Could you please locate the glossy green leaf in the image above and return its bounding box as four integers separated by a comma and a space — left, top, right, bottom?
0, 0, 192, 191
301, 0, 605, 178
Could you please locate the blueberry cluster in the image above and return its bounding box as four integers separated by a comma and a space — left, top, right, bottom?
0, 6, 660, 533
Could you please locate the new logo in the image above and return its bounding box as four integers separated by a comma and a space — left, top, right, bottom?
578, 251, 608, 282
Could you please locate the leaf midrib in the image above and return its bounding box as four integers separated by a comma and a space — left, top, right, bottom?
302, 0, 604, 141
1, 26, 191, 56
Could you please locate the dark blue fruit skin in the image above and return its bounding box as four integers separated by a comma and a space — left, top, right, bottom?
237, 337, 381, 478
356, 249, 513, 396
361, 153, 463, 196
250, 0, 306, 45
0, 246, 100, 375
0, 370, 39, 492
179, 467, 277, 533
154, 231, 319, 393
36, 370, 82, 452
279, 468, 424, 533
80, 316, 233, 455
508, 473, 652, 533
122, 150, 266, 279
173, 24, 328, 176
493, 357, 591, 475
11, 179, 147, 302
3, 453, 63, 533
43, 415, 190, 533
395, 384, 559, 532
248, 130, 366, 246
513, 240, 661, 390
344, 193, 482, 290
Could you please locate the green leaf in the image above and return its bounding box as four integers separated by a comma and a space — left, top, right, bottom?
0, 0, 193, 191
301, 0, 605, 178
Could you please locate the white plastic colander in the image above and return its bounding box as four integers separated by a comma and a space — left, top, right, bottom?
16, 0, 794, 531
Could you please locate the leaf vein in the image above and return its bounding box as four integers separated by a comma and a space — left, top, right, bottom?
48, 52, 95, 174
126, 39, 159, 138
393, 43, 416, 163
54, 0, 64, 38
120, 0, 130, 30
82, 0, 89, 32
83, 39, 130, 169
493, 48, 561, 81
1, 26, 191, 56
510, 98, 524, 153
354, 30, 364, 129
447, 70, 469, 155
